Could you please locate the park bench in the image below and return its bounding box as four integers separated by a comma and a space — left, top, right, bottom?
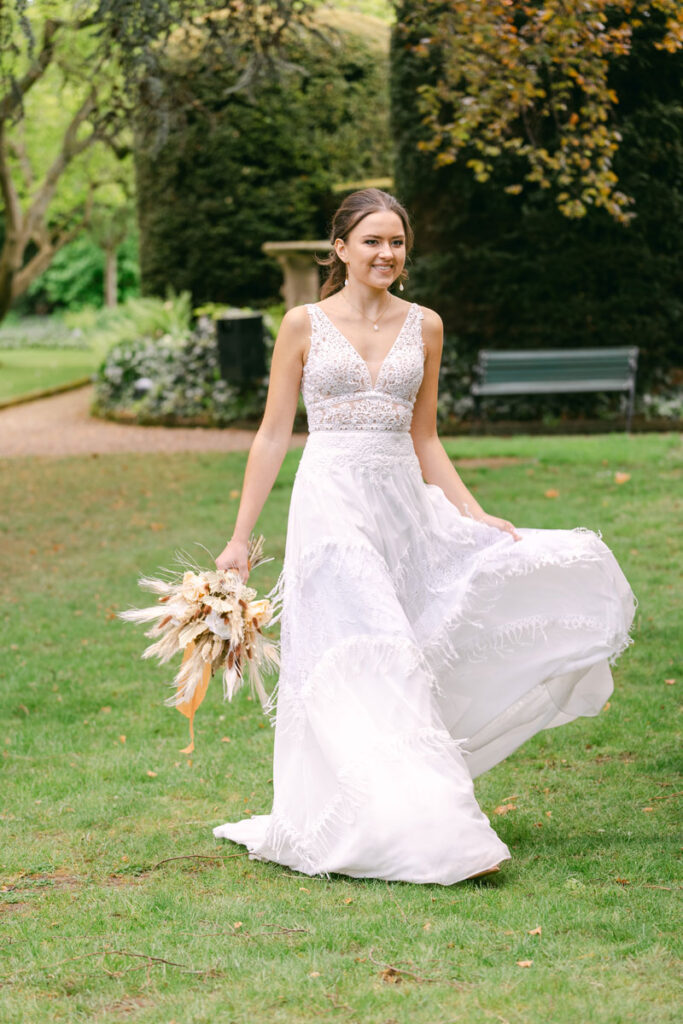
470, 346, 639, 431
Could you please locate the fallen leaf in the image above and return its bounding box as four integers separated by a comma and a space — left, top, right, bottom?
232, 921, 242, 929
309, 971, 320, 978
614, 472, 631, 484
494, 803, 517, 815
380, 967, 402, 984
664, 679, 675, 686
229, 489, 241, 499
642, 806, 654, 812
603, 701, 611, 711
343, 897, 353, 905
299, 886, 310, 892
516, 960, 533, 968
146, 770, 158, 778
615, 877, 630, 886
528, 926, 542, 935
545, 810, 552, 818
423, 921, 432, 931
544, 489, 560, 499
149, 522, 166, 531
221, 736, 231, 742
100, 706, 112, 714
118, 735, 126, 744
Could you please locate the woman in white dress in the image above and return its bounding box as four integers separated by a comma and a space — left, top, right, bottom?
213, 188, 635, 884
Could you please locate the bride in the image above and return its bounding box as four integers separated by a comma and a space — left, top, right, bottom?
212, 188, 635, 884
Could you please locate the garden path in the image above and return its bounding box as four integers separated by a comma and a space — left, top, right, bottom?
0, 384, 307, 457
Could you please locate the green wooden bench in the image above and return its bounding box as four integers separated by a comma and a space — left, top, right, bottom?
470, 346, 639, 431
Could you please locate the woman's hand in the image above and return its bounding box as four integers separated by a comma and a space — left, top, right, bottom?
215, 538, 250, 581
472, 511, 523, 542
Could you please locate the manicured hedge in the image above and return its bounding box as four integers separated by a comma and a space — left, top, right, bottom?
136, 11, 391, 307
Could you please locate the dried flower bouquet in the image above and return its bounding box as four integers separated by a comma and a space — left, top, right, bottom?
119, 535, 280, 752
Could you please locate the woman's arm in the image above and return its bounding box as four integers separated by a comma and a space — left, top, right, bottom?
215, 306, 309, 578
411, 307, 521, 542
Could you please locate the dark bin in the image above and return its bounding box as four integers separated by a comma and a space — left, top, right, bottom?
216, 312, 267, 386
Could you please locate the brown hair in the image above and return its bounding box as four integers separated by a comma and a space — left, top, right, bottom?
318, 188, 414, 299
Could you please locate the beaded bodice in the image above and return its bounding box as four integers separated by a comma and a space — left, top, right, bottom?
302, 302, 425, 432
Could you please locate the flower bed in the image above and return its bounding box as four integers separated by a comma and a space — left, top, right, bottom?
92, 307, 276, 428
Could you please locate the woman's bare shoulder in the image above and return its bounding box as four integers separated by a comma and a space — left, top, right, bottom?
417, 304, 444, 352
417, 304, 443, 331
279, 304, 312, 331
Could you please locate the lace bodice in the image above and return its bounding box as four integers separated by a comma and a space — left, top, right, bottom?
302, 302, 425, 432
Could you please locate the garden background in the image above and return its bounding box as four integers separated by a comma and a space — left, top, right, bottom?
1, 2, 681, 1022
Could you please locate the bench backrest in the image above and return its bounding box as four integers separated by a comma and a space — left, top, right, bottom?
475, 347, 639, 387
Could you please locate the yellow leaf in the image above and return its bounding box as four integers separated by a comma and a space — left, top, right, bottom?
380, 967, 402, 984
494, 802, 517, 815
309, 971, 321, 978
233, 921, 243, 929
516, 960, 533, 968
221, 736, 231, 742
664, 679, 675, 685
118, 734, 126, 744
614, 472, 631, 484
528, 926, 542, 935
146, 770, 158, 778
544, 489, 560, 498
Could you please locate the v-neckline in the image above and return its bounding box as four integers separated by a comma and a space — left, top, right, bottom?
314, 302, 415, 390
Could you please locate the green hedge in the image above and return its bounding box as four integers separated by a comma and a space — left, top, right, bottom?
391, 7, 683, 395
136, 12, 391, 307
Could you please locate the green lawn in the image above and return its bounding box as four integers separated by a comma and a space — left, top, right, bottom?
1, 433, 680, 1023
0, 347, 99, 402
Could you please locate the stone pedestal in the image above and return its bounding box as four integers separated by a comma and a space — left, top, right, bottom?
262, 240, 332, 309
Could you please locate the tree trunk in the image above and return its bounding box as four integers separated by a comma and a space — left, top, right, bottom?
104, 245, 118, 307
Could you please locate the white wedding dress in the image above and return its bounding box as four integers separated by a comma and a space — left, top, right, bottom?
213, 302, 636, 884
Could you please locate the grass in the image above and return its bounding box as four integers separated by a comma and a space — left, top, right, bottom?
1, 433, 681, 1023
0, 348, 99, 403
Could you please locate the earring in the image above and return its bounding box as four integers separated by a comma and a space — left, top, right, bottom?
399, 280, 404, 292
344, 267, 349, 287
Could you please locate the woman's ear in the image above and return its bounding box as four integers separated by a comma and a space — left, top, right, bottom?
334, 238, 347, 264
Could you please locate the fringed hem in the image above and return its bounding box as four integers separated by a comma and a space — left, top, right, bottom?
263, 760, 371, 878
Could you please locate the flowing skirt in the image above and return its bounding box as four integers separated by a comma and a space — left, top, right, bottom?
214, 431, 636, 883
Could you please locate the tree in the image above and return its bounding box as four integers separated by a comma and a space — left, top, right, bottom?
0, 1, 314, 321
395, 0, 683, 223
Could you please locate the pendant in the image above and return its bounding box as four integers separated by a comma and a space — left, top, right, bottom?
373, 324, 379, 331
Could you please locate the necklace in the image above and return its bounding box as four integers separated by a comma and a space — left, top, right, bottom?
342, 290, 391, 332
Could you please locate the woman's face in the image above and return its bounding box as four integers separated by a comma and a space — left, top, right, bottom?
335, 210, 406, 291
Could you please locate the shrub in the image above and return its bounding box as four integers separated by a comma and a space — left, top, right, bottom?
135, 10, 391, 307
391, 5, 683, 394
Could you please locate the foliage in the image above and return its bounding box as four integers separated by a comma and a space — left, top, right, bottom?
0, 314, 87, 350
92, 304, 272, 426
392, 4, 683, 391
135, 9, 391, 306
23, 231, 140, 312
0, 435, 680, 1022
0, 1, 316, 320
396, 1, 683, 223
68, 290, 194, 352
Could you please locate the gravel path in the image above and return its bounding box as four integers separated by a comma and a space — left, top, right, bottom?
0, 384, 307, 458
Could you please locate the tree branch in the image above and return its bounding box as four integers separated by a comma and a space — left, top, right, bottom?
0, 18, 62, 122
